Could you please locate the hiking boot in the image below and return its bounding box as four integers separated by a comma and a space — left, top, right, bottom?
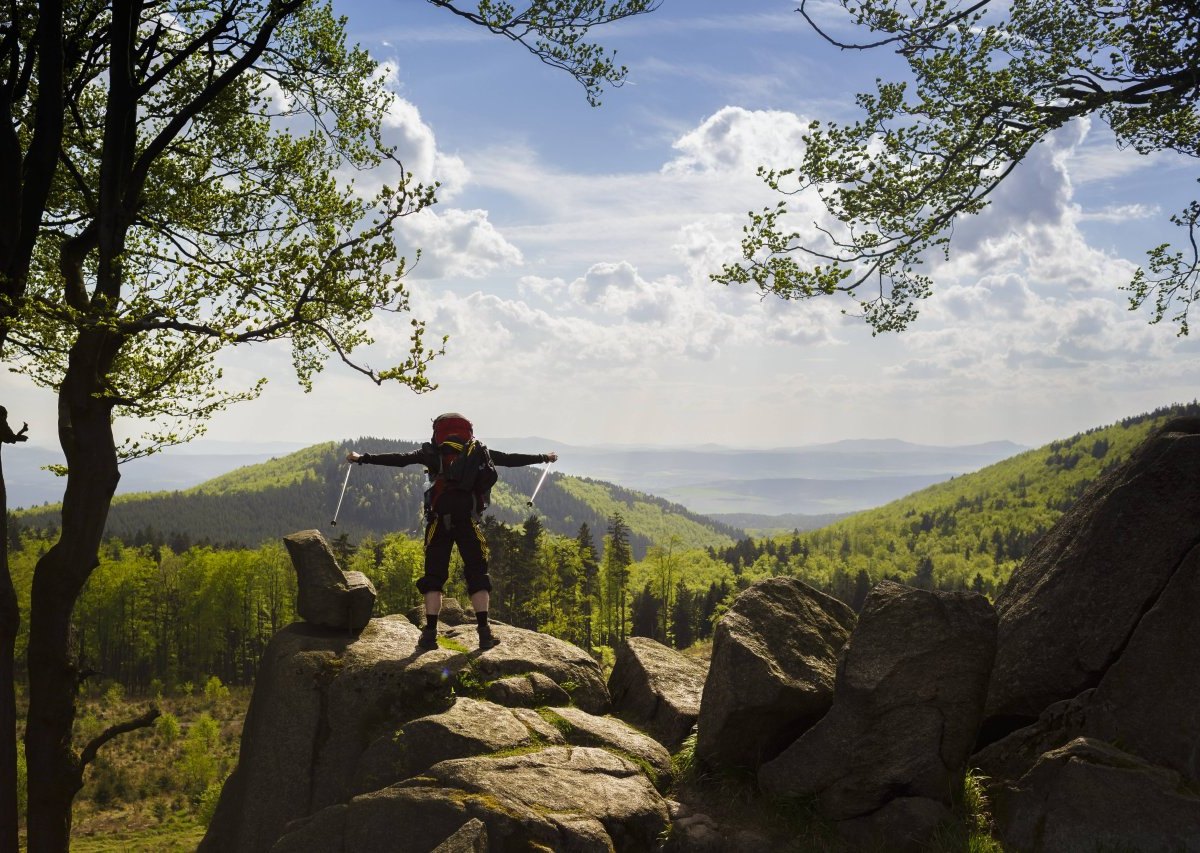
417, 625, 439, 651
477, 625, 500, 650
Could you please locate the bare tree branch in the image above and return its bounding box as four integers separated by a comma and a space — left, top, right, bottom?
78, 706, 161, 775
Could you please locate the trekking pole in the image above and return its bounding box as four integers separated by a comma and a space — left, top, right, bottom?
527, 462, 552, 507
331, 464, 353, 525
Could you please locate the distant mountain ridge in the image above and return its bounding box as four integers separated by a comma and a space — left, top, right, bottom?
4, 435, 1028, 516
752, 402, 1200, 592
491, 436, 1027, 515
666, 474, 957, 516
5, 441, 316, 509
13, 439, 739, 559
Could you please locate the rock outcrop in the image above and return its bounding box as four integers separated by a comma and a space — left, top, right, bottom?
972, 417, 1200, 851
608, 636, 708, 749
1081, 541, 1200, 781
759, 581, 997, 849
432, 819, 488, 853
210, 415, 1200, 853
696, 577, 856, 773
200, 607, 665, 853
985, 417, 1200, 730
991, 738, 1200, 853
274, 748, 669, 853
548, 705, 673, 787
351, 697, 547, 794
442, 621, 610, 714
485, 671, 570, 708
199, 617, 449, 853
284, 529, 377, 632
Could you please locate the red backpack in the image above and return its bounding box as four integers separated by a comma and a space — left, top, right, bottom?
426, 413, 498, 515
432, 412, 474, 447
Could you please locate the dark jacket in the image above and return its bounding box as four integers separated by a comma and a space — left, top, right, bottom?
355, 445, 547, 476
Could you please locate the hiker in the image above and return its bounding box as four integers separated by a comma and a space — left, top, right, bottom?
346, 412, 557, 651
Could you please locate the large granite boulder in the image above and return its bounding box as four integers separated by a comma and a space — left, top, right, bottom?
432, 819, 488, 853
548, 706, 674, 787
759, 582, 996, 848
273, 747, 670, 853
991, 738, 1200, 853
201, 615, 616, 853
985, 417, 1200, 731
442, 621, 611, 714
696, 577, 856, 772
485, 671, 570, 708
972, 690, 1093, 792
609, 636, 708, 749
1082, 540, 1200, 782
351, 698, 545, 794
284, 529, 377, 632
199, 617, 451, 853
836, 797, 954, 853
972, 538, 1200, 850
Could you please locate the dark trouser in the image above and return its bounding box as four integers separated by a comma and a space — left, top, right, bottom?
417, 493, 492, 595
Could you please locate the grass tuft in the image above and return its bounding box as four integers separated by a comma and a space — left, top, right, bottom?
928, 768, 1004, 853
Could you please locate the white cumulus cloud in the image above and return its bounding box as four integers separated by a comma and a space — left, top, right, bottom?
662, 105, 812, 177
401, 208, 523, 280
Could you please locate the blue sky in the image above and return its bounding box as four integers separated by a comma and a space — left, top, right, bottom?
7, 0, 1200, 453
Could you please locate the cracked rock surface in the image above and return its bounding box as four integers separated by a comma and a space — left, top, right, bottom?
758, 580, 996, 832
696, 576, 857, 773
608, 636, 708, 750
985, 417, 1200, 727
273, 748, 668, 853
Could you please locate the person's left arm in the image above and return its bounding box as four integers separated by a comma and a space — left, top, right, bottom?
490, 450, 558, 467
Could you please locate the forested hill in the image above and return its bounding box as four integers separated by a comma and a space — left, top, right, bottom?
727, 402, 1200, 599
14, 438, 740, 558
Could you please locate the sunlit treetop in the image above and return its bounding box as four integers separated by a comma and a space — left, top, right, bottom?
0, 0, 656, 459
428, 0, 661, 106
714, 0, 1200, 334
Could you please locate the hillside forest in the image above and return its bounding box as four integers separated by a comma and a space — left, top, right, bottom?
8, 402, 1195, 693
4, 401, 1194, 840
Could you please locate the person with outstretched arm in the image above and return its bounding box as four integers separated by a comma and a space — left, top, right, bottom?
346, 412, 557, 651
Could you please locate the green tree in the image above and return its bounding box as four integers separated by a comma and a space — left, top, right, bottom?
602, 512, 633, 644
647, 536, 680, 642
509, 515, 545, 628
851, 568, 872, 612
630, 581, 661, 640
576, 523, 600, 650
1, 1, 655, 847
670, 579, 695, 649
369, 535, 423, 615
178, 712, 221, 795
330, 534, 357, 568
533, 535, 583, 643
716, 0, 1200, 334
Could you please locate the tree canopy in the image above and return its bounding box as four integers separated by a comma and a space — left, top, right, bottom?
3, 0, 656, 455
715, 0, 1200, 334
0, 1, 657, 848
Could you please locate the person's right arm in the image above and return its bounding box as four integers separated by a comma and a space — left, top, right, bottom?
345, 449, 425, 467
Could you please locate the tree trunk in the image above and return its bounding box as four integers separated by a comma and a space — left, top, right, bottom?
0, 445, 19, 853
25, 360, 119, 853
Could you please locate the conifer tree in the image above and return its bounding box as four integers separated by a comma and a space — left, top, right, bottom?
576, 523, 600, 651
670, 580, 695, 650
604, 513, 633, 643
630, 581, 660, 641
